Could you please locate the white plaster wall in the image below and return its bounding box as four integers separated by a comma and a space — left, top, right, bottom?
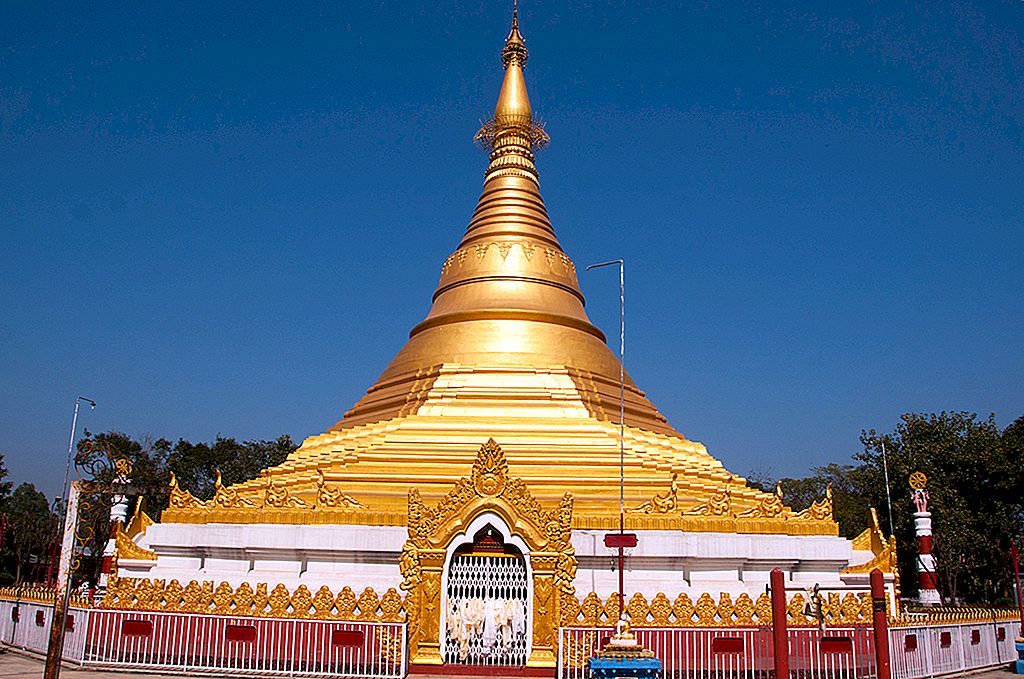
133, 523, 407, 592
125, 523, 860, 600
570, 530, 854, 598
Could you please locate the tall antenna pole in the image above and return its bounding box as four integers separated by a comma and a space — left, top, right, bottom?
617, 262, 624, 531
586, 259, 625, 529
587, 259, 633, 612
61, 396, 96, 506
881, 440, 895, 535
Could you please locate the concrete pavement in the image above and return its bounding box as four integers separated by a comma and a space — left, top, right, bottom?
0, 648, 1019, 679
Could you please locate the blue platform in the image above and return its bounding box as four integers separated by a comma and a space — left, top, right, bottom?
1015, 639, 1024, 674
588, 655, 662, 679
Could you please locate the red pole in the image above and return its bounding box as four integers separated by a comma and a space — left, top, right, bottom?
770, 568, 789, 679
46, 540, 57, 587
617, 546, 624, 613
870, 569, 892, 679
1011, 541, 1024, 638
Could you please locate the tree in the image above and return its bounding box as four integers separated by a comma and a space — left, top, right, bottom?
748, 464, 875, 539
860, 412, 1024, 604
80, 430, 173, 515
5, 483, 59, 584
0, 453, 12, 506
167, 435, 297, 501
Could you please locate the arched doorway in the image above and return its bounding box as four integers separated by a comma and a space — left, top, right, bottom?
442, 515, 532, 666
400, 439, 575, 670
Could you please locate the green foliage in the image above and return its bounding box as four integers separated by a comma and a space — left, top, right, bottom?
81, 430, 173, 514
860, 412, 1024, 605
746, 464, 874, 539
748, 412, 1022, 606
5, 483, 59, 584
74, 431, 298, 512
58, 431, 297, 587
166, 435, 297, 502
0, 453, 12, 505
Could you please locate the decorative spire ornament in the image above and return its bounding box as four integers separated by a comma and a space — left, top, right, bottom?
475, 1, 549, 158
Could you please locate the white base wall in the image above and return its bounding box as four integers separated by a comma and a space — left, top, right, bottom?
127, 522, 876, 599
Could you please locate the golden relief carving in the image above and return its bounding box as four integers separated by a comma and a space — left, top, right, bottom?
626, 593, 649, 624
694, 593, 717, 625
401, 439, 574, 561
649, 593, 672, 625
686, 478, 733, 516
845, 509, 898, 575
311, 586, 332, 617
473, 438, 509, 496
125, 498, 154, 539
603, 592, 621, 623
672, 593, 695, 625
533, 575, 555, 648
738, 482, 785, 519
734, 593, 756, 625
291, 586, 314, 618
560, 590, 875, 628
102, 576, 407, 621
26, 579, 1022, 630
380, 588, 404, 623
166, 466, 370, 521
168, 472, 203, 509
0, 585, 89, 608
114, 525, 157, 561
264, 474, 311, 509
335, 586, 358, 619
629, 474, 678, 514
794, 483, 833, 522
316, 468, 367, 509
212, 470, 258, 509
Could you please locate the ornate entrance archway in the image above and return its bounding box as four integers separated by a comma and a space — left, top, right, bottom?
442, 517, 531, 666
400, 439, 575, 670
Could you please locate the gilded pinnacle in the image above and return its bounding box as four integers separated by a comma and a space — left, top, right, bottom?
502, 0, 528, 69
477, 4, 548, 152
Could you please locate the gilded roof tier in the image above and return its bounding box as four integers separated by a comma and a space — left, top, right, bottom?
161, 11, 837, 537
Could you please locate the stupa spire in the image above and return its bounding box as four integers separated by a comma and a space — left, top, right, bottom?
475, 2, 549, 186
333, 6, 680, 440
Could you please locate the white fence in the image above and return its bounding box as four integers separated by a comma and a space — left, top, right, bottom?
0, 599, 405, 678
0, 598, 90, 661
889, 621, 1018, 679
559, 626, 876, 679
83, 608, 406, 678
2, 596, 1017, 679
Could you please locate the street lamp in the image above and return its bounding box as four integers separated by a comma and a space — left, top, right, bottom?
585, 259, 637, 612
45, 395, 95, 679
61, 396, 96, 507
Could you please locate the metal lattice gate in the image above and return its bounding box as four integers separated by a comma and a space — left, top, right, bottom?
444, 553, 529, 666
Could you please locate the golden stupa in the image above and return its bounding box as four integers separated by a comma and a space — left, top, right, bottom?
161, 8, 834, 539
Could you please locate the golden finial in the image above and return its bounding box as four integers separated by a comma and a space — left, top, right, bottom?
909, 471, 927, 490
476, 1, 549, 152
502, 0, 527, 68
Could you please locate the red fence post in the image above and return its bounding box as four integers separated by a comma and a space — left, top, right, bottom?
871, 568, 892, 679
770, 568, 789, 679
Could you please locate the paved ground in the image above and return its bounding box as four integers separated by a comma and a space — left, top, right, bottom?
0, 649, 176, 678
0, 649, 1019, 678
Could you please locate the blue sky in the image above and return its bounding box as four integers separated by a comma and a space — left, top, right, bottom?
2, 1, 1022, 499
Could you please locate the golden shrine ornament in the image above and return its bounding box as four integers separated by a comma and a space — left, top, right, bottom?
909, 471, 927, 490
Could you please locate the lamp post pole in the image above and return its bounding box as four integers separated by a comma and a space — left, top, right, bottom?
586, 259, 636, 612
61, 396, 96, 505
45, 396, 94, 679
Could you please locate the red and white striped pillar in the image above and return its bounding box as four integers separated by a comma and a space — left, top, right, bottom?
910, 472, 941, 606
